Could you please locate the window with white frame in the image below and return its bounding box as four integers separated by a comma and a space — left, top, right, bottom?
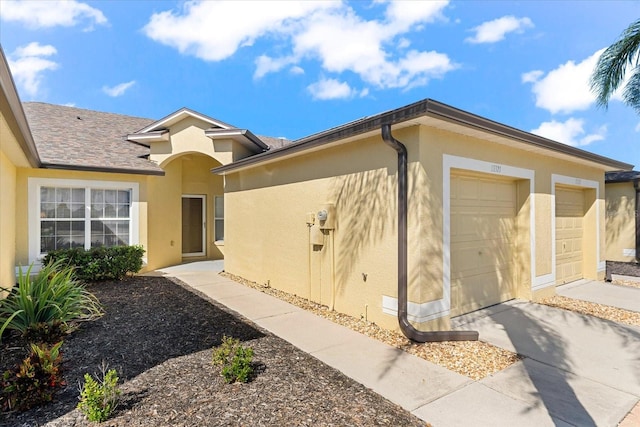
214, 195, 224, 242
30, 178, 139, 259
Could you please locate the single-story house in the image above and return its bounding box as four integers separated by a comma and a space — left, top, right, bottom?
605, 170, 639, 263
0, 46, 635, 333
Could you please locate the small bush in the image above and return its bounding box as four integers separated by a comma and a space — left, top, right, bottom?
0, 261, 103, 342
212, 336, 255, 384
1, 341, 65, 412
77, 365, 121, 423
43, 245, 145, 282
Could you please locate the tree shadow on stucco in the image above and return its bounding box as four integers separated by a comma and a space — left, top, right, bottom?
330, 163, 431, 298
605, 196, 634, 260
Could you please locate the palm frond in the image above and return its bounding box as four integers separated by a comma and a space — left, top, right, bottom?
590, 19, 640, 110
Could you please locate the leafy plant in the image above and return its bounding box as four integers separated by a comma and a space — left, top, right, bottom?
77, 364, 121, 422
43, 245, 145, 281
212, 336, 255, 384
0, 260, 103, 342
1, 341, 65, 412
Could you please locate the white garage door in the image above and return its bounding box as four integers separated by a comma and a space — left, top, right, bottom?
556, 187, 584, 284
450, 174, 517, 317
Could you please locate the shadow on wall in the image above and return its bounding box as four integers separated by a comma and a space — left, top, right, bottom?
606, 195, 633, 256
329, 162, 438, 298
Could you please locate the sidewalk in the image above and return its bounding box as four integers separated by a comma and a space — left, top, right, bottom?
150, 262, 638, 426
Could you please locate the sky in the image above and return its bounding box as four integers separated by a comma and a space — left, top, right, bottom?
1, 0, 639, 168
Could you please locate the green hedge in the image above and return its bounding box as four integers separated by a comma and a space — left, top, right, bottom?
42, 245, 145, 282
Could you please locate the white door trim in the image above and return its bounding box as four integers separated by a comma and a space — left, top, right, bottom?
182, 194, 206, 257
383, 155, 535, 323
550, 175, 603, 285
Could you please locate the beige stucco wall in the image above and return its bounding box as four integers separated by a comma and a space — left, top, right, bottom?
0, 149, 17, 292
224, 123, 608, 332
150, 116, 251, 168
606, 181, 636, 262
146, 115, 228, 268
145, 154, 225, 270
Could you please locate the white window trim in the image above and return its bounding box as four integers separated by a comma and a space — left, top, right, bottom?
28, 177, 140, 267
214, 195, 224, 244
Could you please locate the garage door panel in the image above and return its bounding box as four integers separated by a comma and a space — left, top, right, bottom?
555, 187, 584, 284
451, 174, 517, 317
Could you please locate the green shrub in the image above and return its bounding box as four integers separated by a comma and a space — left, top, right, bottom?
77, 365, 121, 422
212, 336, 255, 384
1, 341, 65, 412
42, 245, 145, 281
0, 261, 103, 342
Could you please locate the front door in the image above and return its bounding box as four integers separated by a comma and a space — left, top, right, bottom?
182, 195, 206, 257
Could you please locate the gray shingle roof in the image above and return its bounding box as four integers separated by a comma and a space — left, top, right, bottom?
605, 170, 640, 183
21, 103, 292, 173
22, 102, 164, 175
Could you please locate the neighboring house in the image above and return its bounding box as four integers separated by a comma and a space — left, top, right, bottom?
605, 170, 640, 263
0, 46, 635, 333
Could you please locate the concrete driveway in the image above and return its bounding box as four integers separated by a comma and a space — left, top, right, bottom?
556, 278, 640, 313
441, 300, 640, 427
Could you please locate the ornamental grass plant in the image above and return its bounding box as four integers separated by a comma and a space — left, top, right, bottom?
0, 260, 103, 342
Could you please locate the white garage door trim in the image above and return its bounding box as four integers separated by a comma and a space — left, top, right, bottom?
382, 155, 535, 323
550, 174, 603, 285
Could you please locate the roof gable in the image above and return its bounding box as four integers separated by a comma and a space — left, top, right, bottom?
134, 107, 234, 134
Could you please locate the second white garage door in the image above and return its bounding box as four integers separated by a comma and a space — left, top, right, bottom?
555, 186, 585, 284
450, 173, 517, 317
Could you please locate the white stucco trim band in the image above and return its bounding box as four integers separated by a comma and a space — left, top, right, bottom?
383, 155, 537, 323
550, 174, 603, 287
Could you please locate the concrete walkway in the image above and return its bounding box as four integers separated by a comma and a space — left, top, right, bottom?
556, 278, 640, 312
150, 262, 640, 426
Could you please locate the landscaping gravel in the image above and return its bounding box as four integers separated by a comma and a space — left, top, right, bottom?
0, 276, 427, 427
220, 273, 520, 381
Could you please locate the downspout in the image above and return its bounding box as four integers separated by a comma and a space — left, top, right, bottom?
381, 124, 479, 342
635, 179, 640, 263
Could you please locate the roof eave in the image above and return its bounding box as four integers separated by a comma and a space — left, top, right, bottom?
0, 46, 41, 167
126, 130, 169, 143
212, 98, 633, 175
205, 128, 269, 153
41, 162, 165, 176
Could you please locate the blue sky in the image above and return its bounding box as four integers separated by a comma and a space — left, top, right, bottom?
1, 0, 638, 168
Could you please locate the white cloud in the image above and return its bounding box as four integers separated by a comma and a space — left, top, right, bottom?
290, 66, 305, 75
531, 118, 606, 147
521, 70, 543, 83
466, 16, 533, 44
308, 78, 356, 100
143, 0, 455, 96
7, 42, 59, 97
102, 81, 136, 97
523, 50, 603, 114
635, 123, 640, 132
143, 1, 336, 62
0, 0, 107, 30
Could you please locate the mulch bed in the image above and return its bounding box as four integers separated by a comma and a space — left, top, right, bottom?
0, 276, 426, 427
